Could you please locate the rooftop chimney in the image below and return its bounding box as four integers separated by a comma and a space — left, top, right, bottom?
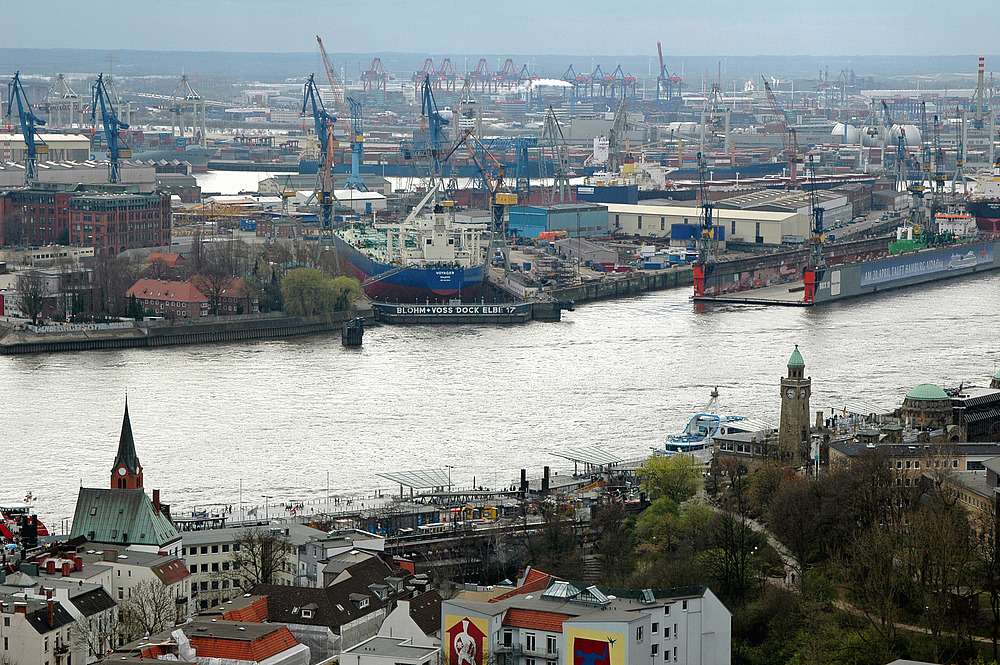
61, 562, 72, 577
44, 588, 52, 600
48, 600, 54, 628
102, 549, 118, 563
153, 489, 160, 513
14, 603, 26, 614
46, 559, 56, 574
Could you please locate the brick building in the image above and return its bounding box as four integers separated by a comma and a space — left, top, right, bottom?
69, 192, 171, 255
0, 186, 172, 254
127, 279, 209, 318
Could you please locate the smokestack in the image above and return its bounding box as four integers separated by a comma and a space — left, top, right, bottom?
520, 469, 527, 493
153, 489, 161, 513
48, 600, 54, 628
542, 466, 550, 493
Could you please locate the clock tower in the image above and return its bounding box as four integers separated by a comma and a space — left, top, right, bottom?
779, 345, 811, 466
110, 399, 143, 490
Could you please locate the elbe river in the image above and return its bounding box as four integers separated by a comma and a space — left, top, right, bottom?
3, 171, 998, 530
3, 276, 999, 530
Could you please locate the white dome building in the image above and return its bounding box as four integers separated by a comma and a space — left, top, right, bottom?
887, 124, 922, 147
831, 123, 861, 144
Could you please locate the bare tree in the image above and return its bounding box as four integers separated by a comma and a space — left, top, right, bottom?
118, 580, 177, 642
978, 503, 1000, 661
16, 270, 48, 324
72, 606, 120, 660
232, 527, 293, 589
2, 209, 25, 248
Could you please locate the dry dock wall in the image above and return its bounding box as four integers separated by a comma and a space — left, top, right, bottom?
0, 309, 373, 355
548, 267, 693, 304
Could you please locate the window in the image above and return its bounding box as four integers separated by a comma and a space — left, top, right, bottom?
3, 617, 8, 627
953, 460, 960, 468
664, 605, 670, 615
201, 546, 208, 554
652, 644, 659, 657
896, 460, 903, 469
914, 461, 920, 469
503, 630, 512, 646
547, 636, 557, 654
212, 545, 219, 554
660, 218, 665, 231
301, 608, 313, 619
652, 622, 659, 634
638, 216, 643, 230
674, 647, 677, 660
526, 660, 535, 665
222, 544, 230, 553
525, 633, 536, 652
636, 626, 644, 642
45, 638, 49, 652
665, 625, 670, 638
905, 460, 911, 469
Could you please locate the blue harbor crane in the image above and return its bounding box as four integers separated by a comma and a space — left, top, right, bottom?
302, 73, 337, 242
6, 72, 47, 182
806, 155, 825, 269
412, 75, 451, 187
91, 73, 130, 183
344, 97, 368, 192
696, 151, 716, 265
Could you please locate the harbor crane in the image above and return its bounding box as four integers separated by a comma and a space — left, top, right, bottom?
316, 36, 348, 128
607, 96, 628, 172
6, 72, 47, 182
302, 73, 337, 245
413, 75, 451, 190
445, 128, 518, 274
695, 151, 716, 264
806, 155, 825, 269
344, 97, 368, 191
91, 73, 131, 184
761, 75, 800, 188
953, 107, 965, 194
539, 106, 571, 204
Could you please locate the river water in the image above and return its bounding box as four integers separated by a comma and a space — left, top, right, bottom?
3, 269, 1000, 530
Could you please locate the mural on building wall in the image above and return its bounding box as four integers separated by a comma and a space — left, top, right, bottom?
566, 626, 626, 665
444, 615, 489, 665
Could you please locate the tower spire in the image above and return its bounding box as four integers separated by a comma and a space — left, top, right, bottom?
111, 398, 143, 489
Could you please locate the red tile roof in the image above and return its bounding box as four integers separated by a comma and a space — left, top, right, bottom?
127, 279, 208, 303
189, 626, 298, 662
146, 253, 184, 267
489, 568, 553, 603
223, 596, 268, 623
152, 558, 191, 585
502, 608, 571, 633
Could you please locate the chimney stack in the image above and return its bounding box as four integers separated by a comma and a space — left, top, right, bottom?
520, 469, 527, 494
45, 588, 52, 600
153, 489, 161, 513
46, 559, 56, 574
542, 466, 550, 493
102, 549, 118, 563
48, 600, 54, 628
61, 562, 72, 577
73, 556, 83, 572
14, 603, 26, 615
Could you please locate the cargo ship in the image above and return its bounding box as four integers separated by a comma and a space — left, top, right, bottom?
966, 161, 1000, 232
333, 188, 487, 303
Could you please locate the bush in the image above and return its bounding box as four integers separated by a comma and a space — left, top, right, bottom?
282, 268, 362, 316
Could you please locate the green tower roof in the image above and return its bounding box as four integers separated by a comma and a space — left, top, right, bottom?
905, 383, 949, 400
994, 369, 1000, 381
787, 345, 805, 368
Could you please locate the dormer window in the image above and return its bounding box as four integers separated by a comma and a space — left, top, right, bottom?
301, 609, 313, 619
358, 598, 369, 609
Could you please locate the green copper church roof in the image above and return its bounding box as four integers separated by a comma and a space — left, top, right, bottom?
994, 369, 1000, 381
905, 383, 949, 400
69, 488, 179, 547
788, 345, 804, 368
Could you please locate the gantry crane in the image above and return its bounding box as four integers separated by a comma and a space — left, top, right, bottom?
539, 106, 571, 204
805, 155, 825, 269
302, 74, 337, 245
953, 107, 966, 194
607, 97, 628, 172
445, 129, 518, 273
761, 75, 800, 188
91, 73, 131, 184
412, 75, 450, 189
655, 41, 682, 104
6, 72, 47, 182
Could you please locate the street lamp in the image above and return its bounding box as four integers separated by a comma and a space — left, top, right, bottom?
261, 495, 273, 522
444, 465, 454, 495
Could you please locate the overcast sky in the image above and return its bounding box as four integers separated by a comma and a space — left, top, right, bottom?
7, 0, 998, 56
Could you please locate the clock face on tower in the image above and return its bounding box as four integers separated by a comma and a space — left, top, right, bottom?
786, 388, 795, 399
800, 388, 807, 398
118, 467, 126, 476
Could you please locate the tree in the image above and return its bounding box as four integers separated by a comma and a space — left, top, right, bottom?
977, 504, 1000, 661
636, 453, 701, 504
282, 268, 338, 316
317, 247, 342, 277
72, 605, 119, 660
16, 270, 48, 324
840, 522, 906, 661
331, 276, 363, 312
705, 464, 763, 607
232, 527, 293, 588
2, 208, 25, 248
118, 580, 177, 642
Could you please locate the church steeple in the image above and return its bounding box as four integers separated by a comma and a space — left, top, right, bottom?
111, 399, 143, 490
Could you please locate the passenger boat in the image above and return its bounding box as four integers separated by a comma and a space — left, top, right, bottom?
654, 388, 773, 456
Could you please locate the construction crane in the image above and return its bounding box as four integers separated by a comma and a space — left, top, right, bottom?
445, 129, 518, 273
932, 113, 946, 201
344, 97, 368, 191
696, 151, 716, 264
655, 42, 681, 104
761, 75, 800, 188
316, 36, 348, 128
805, 155, 825, 269
6, 72, 47, 182
91, 73, 131, 184
302, 73, 337, 245
953, 107, 965, 194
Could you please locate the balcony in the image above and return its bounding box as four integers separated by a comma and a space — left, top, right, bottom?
54, 644, 69, 655
494, 644, 523, 655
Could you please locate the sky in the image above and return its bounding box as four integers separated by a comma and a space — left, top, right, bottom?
6, 0, 1000, 56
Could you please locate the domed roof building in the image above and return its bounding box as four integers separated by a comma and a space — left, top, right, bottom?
901, 383, 952, 430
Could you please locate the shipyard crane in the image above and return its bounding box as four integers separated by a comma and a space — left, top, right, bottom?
91, 73, 131, 184
444, 128, 517, 273
655, 41, 681, 104
316, 36, 348, 127
302, 73, 337, 245
539, 106, 571, 204
696, 151, 716, 264
607, 96, 628, 172
761, 75, 799, 188
6, 72, 47, 182
344, 97, 368, 191
953, 107, 966, 194
806, 155, 825, 269
932, 113, 946, 201
412, 75, 450, 189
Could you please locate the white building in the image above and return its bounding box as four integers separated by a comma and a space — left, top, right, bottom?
0, 596, 80, 665
441, 577, 731, 665
605, 202, 808, 246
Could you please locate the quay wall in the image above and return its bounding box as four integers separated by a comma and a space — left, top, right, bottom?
547, 266, 693, 305
0, 308, 373, 355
